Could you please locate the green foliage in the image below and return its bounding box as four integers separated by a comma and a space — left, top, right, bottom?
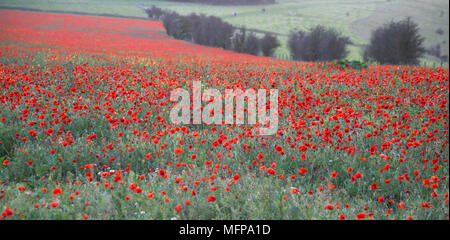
322, 59, 369, 70
0, 124, 19, 159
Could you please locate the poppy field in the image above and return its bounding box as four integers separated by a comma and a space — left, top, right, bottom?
0, 10, 449, 220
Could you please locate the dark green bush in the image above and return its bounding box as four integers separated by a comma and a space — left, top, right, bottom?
363, 18, 425, 65
260, 33, 280, 57
288, 26, 350, 61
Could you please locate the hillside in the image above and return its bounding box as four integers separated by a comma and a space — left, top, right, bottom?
0, 9, 263, 61
0, 0, 448, 64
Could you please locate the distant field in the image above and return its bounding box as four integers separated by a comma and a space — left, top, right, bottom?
1, 0, 448, 64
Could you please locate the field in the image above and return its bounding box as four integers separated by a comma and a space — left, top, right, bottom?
0, 0, 448, 64
0, 9, 449, 220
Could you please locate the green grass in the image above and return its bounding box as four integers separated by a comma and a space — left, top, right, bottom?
0, 0, 448, 63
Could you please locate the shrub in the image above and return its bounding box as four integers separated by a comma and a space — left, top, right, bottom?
260, 33, 280, 57
145, 5, 165, 20
363, 18, 425, 65
162, 12, 192, 41
242, 33, 260, 55
230, 28, 247, 53
189, 14, 234, 49
153, 8, 264, 56
288, 26, 350, 61
335, 60, 368, 70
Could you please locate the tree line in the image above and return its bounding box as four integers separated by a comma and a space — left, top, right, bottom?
287, 18, 439, 65
146, 5, 446, 65
146, 6, 280, 57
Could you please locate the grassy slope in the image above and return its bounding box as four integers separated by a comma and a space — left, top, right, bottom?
0, 0, 448, 64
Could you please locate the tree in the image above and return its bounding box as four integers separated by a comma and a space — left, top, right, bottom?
260, 33, 280, 57
188, 14, 234, 49
145, 5, 165, 20
288, 26, 349, 61
162, 12, 192, 41
364, 18, 425, 65
153, 7, 262, 56
230, 28, 247, 53
242, 33, 260, 55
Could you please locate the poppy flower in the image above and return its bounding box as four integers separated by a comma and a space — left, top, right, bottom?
275, 146, 283, 152
2, 207, 13, 217
175, 204, 182, 213
52, 188, 62, 196
206, 196, 216, 202
50, 202, 60, 208
174, 148, 183, 155
233, 174, 240, 181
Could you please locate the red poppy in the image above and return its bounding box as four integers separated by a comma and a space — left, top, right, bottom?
52, 188, 62, 196
206, 196, 216, 202
356, 213, 366, 220
174, 204, 182, 213
50, 202, 60, 208
174, 148, 183, 155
